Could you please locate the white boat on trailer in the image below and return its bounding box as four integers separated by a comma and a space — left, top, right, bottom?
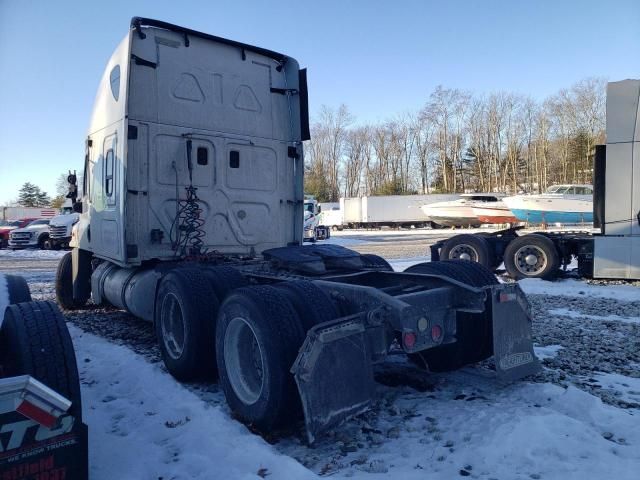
421, 193, 510, 227
503, 184, 593, 225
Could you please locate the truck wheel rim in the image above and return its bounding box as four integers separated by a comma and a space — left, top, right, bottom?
160, 293, 186, 360
224, 316, 264, 405
449, 244, 478, 262
514, 245, 547, 275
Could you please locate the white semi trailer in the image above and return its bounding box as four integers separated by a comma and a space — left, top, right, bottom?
57, 18, 540, 442
341, 194, 459, 229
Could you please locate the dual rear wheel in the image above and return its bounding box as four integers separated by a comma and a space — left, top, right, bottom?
155, 268, 340, 432
439, 233, 561, 279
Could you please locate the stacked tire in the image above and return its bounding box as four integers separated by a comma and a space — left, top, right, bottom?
0, 273, 83, 419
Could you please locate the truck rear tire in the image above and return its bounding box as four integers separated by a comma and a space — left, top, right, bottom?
360, 254, 394, 271
203, 266, 248, 301
503, 234, 560, 280
440, 234, 493, 270
0, 301, 82, 420
216, 285, 305, 432
55, 252, 89, 310
404, 260, 497, 372
3, 274, 32, 304
275, 280, 339, 332
155, 268, 220, 380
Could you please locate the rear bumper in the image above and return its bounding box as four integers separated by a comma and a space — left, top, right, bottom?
292, 273, 540, 442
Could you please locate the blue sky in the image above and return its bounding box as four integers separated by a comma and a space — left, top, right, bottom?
0, 0, 638, 204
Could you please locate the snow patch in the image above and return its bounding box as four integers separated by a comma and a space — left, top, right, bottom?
70, 325, 315, 480
0, 249, 66, 259
534, 344, 564, 360
519, 278, 640, 302
592, 372, 640, 405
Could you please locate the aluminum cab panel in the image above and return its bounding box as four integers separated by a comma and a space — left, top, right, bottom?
606, 80, 640, 144
134, 124, 290, 260
603, 142, 633, 236
633, 141, 640, 236
593, 236, 633, 279
128, 28, 301, 142
87, 22, 305, 264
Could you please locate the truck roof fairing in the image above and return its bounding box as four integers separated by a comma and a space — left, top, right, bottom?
130, 17, 290, 65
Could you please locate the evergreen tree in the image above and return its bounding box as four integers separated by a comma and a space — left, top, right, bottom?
35, 190, 51, 207
17, 182, 51, 207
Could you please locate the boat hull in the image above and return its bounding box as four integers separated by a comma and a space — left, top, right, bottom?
471, 205, 517, 224
426, 215, 483, 227
503, 193, 593, 224
510, 209, 593, 224
421, 204, 482, 227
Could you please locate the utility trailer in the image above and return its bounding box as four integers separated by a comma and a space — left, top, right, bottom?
432, 79, 640, 281
58, 17, 540, 442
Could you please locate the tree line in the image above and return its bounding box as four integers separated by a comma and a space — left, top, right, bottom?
9, 174, 71, 208
304, 77, 606, 202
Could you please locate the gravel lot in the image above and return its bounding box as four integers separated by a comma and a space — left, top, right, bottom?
1, 234, 639, 478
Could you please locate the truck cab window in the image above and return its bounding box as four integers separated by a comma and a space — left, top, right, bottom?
197, 147, 208, 165
105, 149, 114, 197
110, 65, 120, 101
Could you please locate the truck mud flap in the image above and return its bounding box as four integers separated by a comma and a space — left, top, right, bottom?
291, 316, 375, 444
491, 284, 542, 381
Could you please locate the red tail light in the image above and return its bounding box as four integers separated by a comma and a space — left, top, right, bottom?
403, 331, 417, 349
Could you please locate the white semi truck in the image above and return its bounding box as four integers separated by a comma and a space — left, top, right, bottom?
57, 18, 540, 442
303, 195, 330, 241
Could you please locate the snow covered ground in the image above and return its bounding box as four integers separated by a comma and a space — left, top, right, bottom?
1, 243, 639, 479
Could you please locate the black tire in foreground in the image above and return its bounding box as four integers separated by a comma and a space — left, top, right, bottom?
155, 268, 220, 381
404, 260, 498, 372
55, 251, 90, 310
503, 234, 560, 280
360, 253, 394, 272
439, 234, 494, 270
4, 274, 32, 304
0, 301, 82, 420
216, 285, 305, 432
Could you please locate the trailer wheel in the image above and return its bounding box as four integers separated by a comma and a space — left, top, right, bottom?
216, 285, 305, 432
440, 234, 493, 269
504, 234, 560, 280
404, 260, 497, 372
55, 252, 89, 310
360, 254, 394, 271
2, 274, 32, 304
0, 301, 82, 420
275, 280, 339, 332
203, 266, 248, 302
155, 268, 220, 380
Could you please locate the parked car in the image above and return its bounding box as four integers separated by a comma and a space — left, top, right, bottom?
0, 218, 38, 249
8, 219, 51, 249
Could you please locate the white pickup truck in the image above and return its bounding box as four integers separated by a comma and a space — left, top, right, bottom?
8, 219, 51, 249
48, 213, 80, 249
